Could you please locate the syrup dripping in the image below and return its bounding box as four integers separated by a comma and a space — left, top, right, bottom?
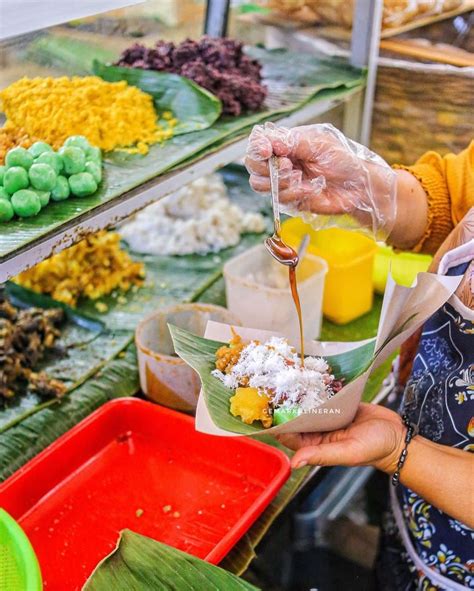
265, 156, 305, 367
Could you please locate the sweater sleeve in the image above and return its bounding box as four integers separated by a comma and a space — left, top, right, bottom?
393, 141, 474, 255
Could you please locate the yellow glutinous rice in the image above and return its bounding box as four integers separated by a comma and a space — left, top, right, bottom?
15, 231, 145, 307
0, 76, 175, 153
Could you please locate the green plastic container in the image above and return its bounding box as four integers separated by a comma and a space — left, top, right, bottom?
0, 509, 42, 591
373, 245, 432, 294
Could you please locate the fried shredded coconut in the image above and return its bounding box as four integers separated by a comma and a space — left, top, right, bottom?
15, 231, 145, 307
0, 76, 176, 154
213, 335, 341, 414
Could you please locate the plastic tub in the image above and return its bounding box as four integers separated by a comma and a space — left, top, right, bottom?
223, 244, 327, 342
0, 399, 290, 591
374, 245, 432, 294
281, 219, 377, 325
136, 303, 240, 412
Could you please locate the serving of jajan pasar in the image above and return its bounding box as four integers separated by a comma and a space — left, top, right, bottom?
170, 148, 462, 436
211, 155, 342, 429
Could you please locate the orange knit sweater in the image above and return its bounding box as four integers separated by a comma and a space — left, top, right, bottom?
394, 141, 474, 255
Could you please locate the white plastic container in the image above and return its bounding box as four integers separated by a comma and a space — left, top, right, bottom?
223, 244, 328, 343
135, 303, 240, 412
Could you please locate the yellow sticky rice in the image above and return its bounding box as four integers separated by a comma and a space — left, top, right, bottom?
0, 76, 177, 154
15, 231, 145, 307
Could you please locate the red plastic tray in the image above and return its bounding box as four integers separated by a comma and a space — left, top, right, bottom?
0, 398, 290, 590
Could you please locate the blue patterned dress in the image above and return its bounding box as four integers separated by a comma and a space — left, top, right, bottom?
380, 258, 474, 590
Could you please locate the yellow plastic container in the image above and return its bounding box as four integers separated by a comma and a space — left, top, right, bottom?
373, 245, 432, 294
281, 218, 377, 325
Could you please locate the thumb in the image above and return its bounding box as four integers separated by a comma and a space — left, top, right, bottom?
291, 440, 358, 469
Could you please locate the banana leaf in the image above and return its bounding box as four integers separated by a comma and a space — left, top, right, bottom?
169, 324, 375, 436
0, 46, 364, 260
0, 344, 139, 481
84, 530, 259, 591
0, 283, 133, 431
5, 282, 104, 333
93, 61, 222, 135
25, 35, 115, 76
77, 233, 266, 331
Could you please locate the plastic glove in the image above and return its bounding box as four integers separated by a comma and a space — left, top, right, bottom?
245, 122, 397, 240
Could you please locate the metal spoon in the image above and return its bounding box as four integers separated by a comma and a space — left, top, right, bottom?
265, 156, 299, 267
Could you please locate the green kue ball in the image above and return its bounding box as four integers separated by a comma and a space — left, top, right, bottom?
0, 187, 10, 201
36, 151, 63, 174
28, 141, 53, 158
35, 190, 51, 208
59, 146, 86, 175
86, 146, 101, 164
0, 165, 5, 185
64, 135, 91, 151
11, 189, 41, 218
29, 163, 57, 191
51, 176, 70, 201
5, 147, 34, 170
4, 166, 29, 194
85, 161, 102, 184
68, 172, 97, 197
0, 199, 14, 222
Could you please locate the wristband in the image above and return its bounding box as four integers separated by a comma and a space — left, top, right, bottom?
391, 414, 419, 487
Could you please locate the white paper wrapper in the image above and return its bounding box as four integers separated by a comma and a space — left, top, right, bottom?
193, 272, 461, 436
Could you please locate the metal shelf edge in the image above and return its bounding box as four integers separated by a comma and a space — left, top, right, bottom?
0, 89, 361, 282
0, 0, 145, 41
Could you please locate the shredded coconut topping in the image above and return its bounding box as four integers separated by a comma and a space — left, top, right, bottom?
212, 336, 337, 411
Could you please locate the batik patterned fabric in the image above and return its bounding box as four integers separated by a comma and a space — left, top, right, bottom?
385, 254, 474, 590
396, 296, 474, 590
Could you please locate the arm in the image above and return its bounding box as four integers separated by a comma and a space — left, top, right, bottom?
279, 403, 474, 528
393, 435, 474, 525
388, 170, 428, 250
391, 141, 474, 254
246, 124, 474, 253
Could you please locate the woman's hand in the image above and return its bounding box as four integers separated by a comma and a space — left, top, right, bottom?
279, 402, 474, 526
278, 403, 405, 473
245, 122, 397, 239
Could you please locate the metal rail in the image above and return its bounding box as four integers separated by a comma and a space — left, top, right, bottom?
351, 0, 384, 145
204, 0, 230, 36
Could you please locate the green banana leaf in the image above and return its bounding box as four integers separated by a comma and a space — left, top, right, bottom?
93, 61, 222, 135
76, 233, 266, 331
5, 282, 104, 333
0, 283, 133, 431
84, 530, 259, 591
0, 46, 364, 260
169, 324, 375, 436
0, 344, 139, 481
25, 35, 116, 76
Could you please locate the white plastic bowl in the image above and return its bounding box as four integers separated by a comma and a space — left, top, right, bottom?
223, 244, 327, 343
135, 303, 240, 412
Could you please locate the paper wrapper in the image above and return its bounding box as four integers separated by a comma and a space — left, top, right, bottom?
177, 272, 461, 437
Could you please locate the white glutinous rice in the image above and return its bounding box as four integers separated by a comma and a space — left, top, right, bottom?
212, 336, 338, 411
119, 174, 266, 256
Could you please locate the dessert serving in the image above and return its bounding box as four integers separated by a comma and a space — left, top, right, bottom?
212, 330, 343, 428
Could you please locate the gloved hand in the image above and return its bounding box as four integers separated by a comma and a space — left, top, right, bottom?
245, 122, 397, 239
